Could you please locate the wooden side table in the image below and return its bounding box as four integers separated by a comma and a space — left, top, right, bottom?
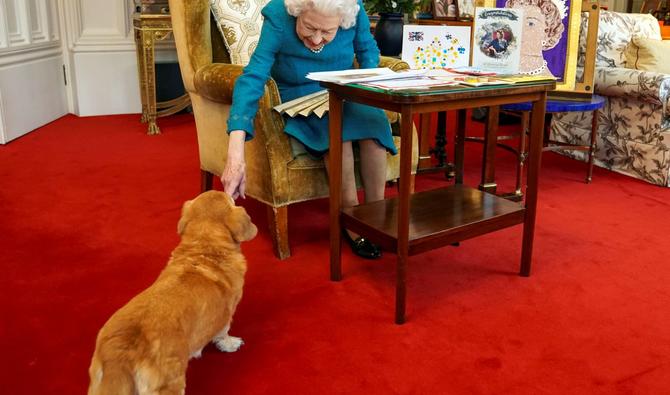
324, 81, 554, 324
133, 13, 190, 135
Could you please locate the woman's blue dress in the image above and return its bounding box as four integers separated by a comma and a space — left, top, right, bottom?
226, 0, 396, 155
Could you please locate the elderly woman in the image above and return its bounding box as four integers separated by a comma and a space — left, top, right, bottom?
222, 0, 394, 259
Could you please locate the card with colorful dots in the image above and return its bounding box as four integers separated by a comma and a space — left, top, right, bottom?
401, 25, 471, 70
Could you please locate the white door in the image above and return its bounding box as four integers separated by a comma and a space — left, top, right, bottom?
0, 0, 67, 144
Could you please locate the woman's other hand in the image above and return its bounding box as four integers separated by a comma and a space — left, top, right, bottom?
222, 130, 247, 199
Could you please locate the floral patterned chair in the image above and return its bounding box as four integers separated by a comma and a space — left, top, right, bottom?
550, 11, 670, 186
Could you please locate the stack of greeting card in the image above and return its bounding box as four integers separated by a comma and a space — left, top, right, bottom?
471, 7, 524, 74
401, 25, 471, 70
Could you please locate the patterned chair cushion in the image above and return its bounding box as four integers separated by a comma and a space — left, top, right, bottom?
624, 36, 670, 74
577, 10, 661, 69
594, 68, 670, 111
210, 0, 270, 66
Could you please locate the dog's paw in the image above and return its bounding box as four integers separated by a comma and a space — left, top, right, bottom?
215, 336, 244, 352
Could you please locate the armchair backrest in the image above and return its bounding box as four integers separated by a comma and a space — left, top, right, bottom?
168, 0, 214, 92
210, 14, 232, 65
591, 11, 661, 68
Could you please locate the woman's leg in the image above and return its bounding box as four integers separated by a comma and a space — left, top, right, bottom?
358, 139, 387, 203
324, 140, 383, 259
323, 141, 359, 208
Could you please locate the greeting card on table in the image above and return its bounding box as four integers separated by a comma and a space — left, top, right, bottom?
401, 25, 471, 70
471, 7, 524, 74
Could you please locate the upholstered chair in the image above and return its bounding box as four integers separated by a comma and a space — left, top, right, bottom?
550, 11, 670, 186
168, 0, 419, 259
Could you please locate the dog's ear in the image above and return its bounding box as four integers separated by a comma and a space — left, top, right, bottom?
177, 200, 194, 235
224, 206, 257, 243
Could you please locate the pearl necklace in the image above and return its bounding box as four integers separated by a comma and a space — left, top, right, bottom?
309, 44, 325, 54
521, 60, 548, 76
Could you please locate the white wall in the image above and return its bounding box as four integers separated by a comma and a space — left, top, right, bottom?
61, 0, 139, 116
60, 0, 177, 117
0, 0, 67, 143
0, 0, 180, 142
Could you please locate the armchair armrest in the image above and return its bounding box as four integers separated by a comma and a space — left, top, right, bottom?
595, 67, 670, 112
194, 63, 244, 104
378, 56, 409, 71
193, 63, 284, 121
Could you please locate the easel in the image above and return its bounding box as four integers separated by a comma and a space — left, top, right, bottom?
550, 0, 601, 101
494, 0, 602, 199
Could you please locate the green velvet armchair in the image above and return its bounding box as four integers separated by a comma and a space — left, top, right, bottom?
168, 0, 418, 259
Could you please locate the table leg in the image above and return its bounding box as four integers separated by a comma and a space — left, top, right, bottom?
514, 111, 530, 198
395, 105, 414, 325
431, 111, 448, 168
134, 28, 148, 124
586, 109, 598, 183
480, 106, 500, 193
454, 109, 466, 185
520, 94, 547, 277
329, 92, 343, 281
417, 111, 457, 177
418, 113, 432, 170
140, 30, 160, 135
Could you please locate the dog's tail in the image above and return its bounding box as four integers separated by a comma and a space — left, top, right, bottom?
88, 357, 135, 395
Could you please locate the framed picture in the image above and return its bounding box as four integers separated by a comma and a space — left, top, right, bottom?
487, 0, 582, 92
457, 0, 475, 19
433, 0, 459, 19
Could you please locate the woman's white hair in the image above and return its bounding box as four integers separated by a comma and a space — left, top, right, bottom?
285, 0, 359, 29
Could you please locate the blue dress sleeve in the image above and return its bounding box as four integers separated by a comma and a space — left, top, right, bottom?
226, 5, 284, 140
353, 0, 380, 69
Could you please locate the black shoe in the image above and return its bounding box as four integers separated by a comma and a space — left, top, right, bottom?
342, 230, 381, 260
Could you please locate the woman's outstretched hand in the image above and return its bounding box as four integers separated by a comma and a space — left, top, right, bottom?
222, 130, 247, 200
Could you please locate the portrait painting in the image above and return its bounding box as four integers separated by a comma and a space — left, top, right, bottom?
489, 0, 581, 91
433, 0, 459, 19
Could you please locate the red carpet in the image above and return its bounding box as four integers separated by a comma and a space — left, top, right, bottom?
1, 113, 669, 394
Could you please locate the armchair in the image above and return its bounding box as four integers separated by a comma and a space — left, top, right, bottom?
168, 0, 418, 259
550, 11, 670, 186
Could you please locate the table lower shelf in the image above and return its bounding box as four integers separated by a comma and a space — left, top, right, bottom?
341, 185, 526, 256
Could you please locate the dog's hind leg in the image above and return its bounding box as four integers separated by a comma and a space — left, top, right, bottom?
155, 378, 186, 395
135, 358, 186, 395
136, 371, 185, 395
213, 325, 244, 352
88, 356, 135, 395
